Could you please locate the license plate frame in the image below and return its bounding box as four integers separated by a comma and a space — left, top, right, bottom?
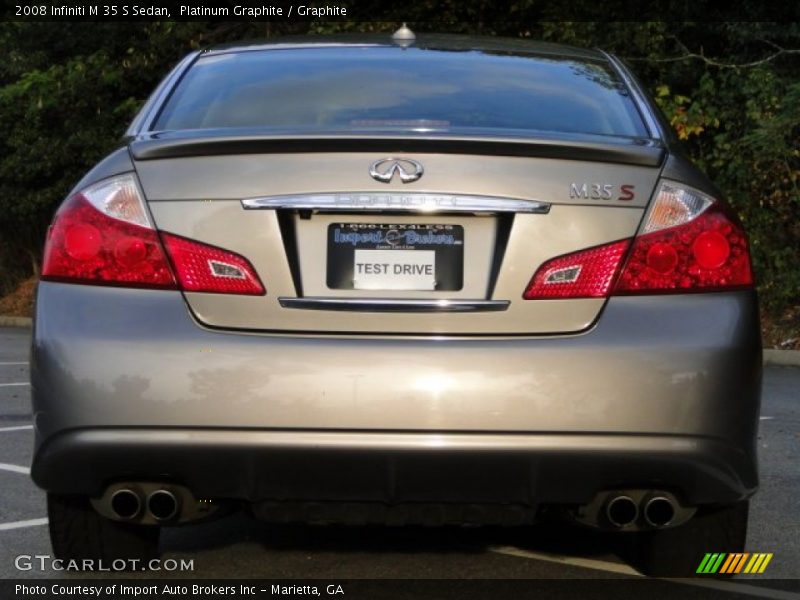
326, 223, 464, 291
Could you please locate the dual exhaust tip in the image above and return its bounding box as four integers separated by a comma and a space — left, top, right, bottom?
606, 494, 676, 528
110, 488, 179, 522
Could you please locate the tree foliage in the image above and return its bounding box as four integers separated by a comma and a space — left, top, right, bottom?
0, 19, 797, 314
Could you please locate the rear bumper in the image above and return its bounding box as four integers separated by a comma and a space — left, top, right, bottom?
30, 282, 762, 505
32, 429, 756, 506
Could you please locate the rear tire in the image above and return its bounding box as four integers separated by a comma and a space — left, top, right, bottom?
47, 493, 160, 565
632, 501, 748, 577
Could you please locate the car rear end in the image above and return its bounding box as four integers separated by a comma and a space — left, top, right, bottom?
30, 35, 761, 576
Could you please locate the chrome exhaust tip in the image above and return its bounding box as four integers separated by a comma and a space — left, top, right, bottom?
146, 489, 180, 522
606, 495, 638, 527
643, 496, 676, 528
110, 488, 142, 520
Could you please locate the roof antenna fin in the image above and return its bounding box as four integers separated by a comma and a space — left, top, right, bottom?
392, 23, 416, 48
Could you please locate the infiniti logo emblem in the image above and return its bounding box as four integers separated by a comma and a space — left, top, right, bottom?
369, 158, 424, 184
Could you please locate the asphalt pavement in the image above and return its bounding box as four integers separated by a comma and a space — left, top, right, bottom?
1, 326, 798, 597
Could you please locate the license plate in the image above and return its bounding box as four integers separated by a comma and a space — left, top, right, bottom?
327, 223, 464, 291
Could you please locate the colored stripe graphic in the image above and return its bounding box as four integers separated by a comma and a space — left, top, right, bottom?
758, 554, 773, 573
719, 553, 737, 574
746, 554, 757, 573
733, 553, 750, 573
706, 553, 722, 573
719, 553, 749, 574
699, 552, 772, 574
710, 553, 726, 573
697, 553, 714, 573
748, 554, 765, 573
698, 553, 728, 574
743, 553, 774, 574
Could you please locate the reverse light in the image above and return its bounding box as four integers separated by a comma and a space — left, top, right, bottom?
640, 181, 713, 234
523, 180, 753, 299
42, 174, 265, 295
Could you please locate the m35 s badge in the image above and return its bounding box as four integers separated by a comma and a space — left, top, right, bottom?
570, 182, 635, 201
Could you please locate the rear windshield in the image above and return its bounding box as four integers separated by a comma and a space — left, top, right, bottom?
154, 47, 648, 138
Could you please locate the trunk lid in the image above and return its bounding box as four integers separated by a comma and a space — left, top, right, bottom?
134, 141, 662, 335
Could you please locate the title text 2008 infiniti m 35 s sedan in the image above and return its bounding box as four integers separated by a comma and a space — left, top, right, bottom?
31, 30, 761, 577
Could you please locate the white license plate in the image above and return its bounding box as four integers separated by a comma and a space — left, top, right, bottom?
353, 249, 436, 290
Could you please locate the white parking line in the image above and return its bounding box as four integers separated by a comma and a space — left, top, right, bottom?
0, 518, 48, 532
489, 545, 800, 600
0, 362, 28, 366
0, 382, 29, 387
489, 545, 641, 575
0, 462, 30, 475
0, 425, 33, 432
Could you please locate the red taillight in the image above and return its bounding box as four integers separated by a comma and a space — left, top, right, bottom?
692, 230, 730, 269
523, 240, 630, 299
42, 174, 266, 295
523, 180, 753, 300
42, 193, 176, 288
614, 204, 752, 294
162, 233, 264, 296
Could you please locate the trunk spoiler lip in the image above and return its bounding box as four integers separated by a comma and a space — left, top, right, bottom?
129, 132, 666, 167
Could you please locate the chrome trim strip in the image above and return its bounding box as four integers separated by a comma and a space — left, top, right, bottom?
278, 298, 510, 313
242, 193, 550, 214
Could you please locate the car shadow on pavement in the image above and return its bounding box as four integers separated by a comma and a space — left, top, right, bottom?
161, 509, 634, 566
